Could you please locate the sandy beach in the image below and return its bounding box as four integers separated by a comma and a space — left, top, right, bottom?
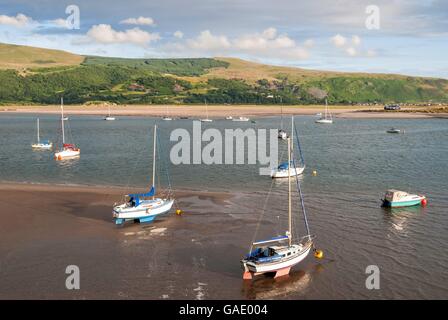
1, 104, 446, 119
0, 182, 262, 299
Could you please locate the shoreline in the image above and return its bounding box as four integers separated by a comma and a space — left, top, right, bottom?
1, 104, 447, 119
0, 181, 237, 201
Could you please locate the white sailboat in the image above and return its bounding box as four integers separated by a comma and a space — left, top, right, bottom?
200, 100, 213, 122
54, 98, 80, 160
104, 105, 116, 121
162, 104, 172, 121
315, 99, 333, 124
232, 116, 250, 122
242, 137, 317, 279
271, 116, 305, 178
31, 118, 52, 149
278, 105, 288, 140
113, 125, 174, 225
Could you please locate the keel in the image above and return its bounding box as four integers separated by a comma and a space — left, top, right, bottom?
274, 267, 291, 278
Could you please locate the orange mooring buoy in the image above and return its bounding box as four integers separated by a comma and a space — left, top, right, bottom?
176, 209, 183, 215
421, 198, 427, 206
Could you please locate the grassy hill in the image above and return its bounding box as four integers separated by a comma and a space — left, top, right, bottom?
0, 42, 447, 105
0, 43, 84, 70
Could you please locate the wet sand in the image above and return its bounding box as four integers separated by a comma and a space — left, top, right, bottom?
0, 183, 268, 299
2, 104, 446, 118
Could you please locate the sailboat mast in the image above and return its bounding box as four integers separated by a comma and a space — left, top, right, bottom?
288, 137, 292, 246
280, 105, 283, 130
291, 116, 294, 152
37, 118, 40, 143
152, 125, 157, 200
61, 97, 65, 144
205, 99, 209, 120
325, 98, 328, 120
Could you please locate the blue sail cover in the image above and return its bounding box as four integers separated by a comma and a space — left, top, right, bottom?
278, 161, 294, 170
128, 186, 155, 206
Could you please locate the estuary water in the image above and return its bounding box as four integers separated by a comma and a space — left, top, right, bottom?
0, 113, 447, 299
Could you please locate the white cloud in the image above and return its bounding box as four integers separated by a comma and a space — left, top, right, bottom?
304, 39, 314, 48
173, 30, 184, 39
171, 28, 309, 60
352, 35, 361, 46
187, 30, 231, 50
366, 49, 377, 57
346, 47, 357, 56
0, 13, 33, 27
86, 24, 160, 46
120, 17, 155, 26
50, 18, 68, 28
330, 34, 346, 47
261, 27, 277, 40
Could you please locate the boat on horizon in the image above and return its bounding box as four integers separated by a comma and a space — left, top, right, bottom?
225, 116, 233, 120
54, 98, 80, 160
200, 99, 213, 122
31, 118, 52, 150
387, 128, 403, 134
315, 99, 333, 124
112, 125, 174, 225
382, 190, 427, 208
104, 105, 116, 121
278, 105, 288, 140
232, 116, 250, 122
241, 136, 319, 279
162, 104, 172, 121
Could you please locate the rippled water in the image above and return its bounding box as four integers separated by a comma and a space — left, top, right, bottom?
0, 113, 447, 299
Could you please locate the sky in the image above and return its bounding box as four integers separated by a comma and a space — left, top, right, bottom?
0, 0, 447, 78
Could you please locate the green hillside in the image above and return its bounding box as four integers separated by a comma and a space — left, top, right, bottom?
0, 43, 447, 105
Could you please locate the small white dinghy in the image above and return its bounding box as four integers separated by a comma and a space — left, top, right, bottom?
315, 99, 333, 124
161, 105, 172, 121
104, 105, 116, 121
272, 117, 305, 178
54, 98, 80, 160
232, 116, 250, 122
225, 116, 233, 120
242, 136, 321, 279
31, 118, 52, 150
113, 125, 174, 225
200, 99, 213, 122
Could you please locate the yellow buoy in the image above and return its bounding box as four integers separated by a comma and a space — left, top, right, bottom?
176, 209, 183, 215
312, 170, 317, 176
314, 249, 323, 259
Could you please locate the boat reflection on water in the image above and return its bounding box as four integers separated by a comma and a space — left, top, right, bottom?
54, 156, 80, 168
241, 264, 323, 299
382, 205, 425, 234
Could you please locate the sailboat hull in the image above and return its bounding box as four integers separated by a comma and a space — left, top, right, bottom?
271, 166, 305, 178
113, 198, 174, 224
315, 119, 333, 124
242, 242, 312, 277
54, 148, 80, 159
32, 143, 52, 149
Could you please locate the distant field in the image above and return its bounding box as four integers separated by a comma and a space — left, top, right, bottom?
0, 42, 447, 105
0, 43, 84, 70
